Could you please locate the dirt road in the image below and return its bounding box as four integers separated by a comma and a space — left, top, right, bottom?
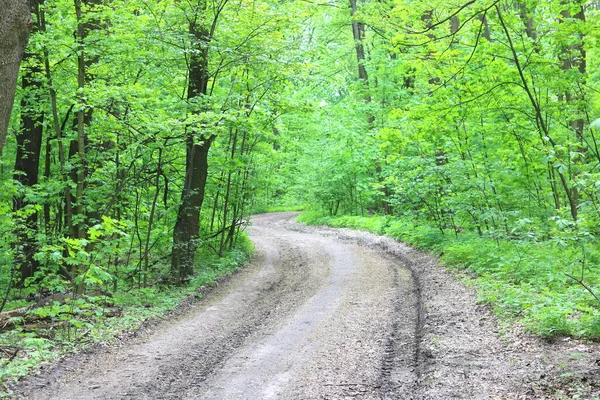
15, 213, 600, 399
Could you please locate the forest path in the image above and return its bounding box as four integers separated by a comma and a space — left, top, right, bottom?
16, 213, 600, 399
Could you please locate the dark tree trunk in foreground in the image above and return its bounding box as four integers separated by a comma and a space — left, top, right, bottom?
171, 5, 222, 284
171, 135, 214, 284
0, 0, 31, 156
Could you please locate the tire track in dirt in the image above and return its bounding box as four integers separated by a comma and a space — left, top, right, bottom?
15, 212, 423, 399
16, 218, 334, 399
17, 212, 422, 399
14, 212, 425, 399
377, 262, 421, 399
16, 212, 596, 399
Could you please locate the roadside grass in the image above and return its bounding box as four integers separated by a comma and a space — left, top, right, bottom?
298, 211, 600, 339
251, 204, 304, 214
0, 235, 254, 392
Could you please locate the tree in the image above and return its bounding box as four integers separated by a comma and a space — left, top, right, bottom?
170, 0, 227, 285
0, 0, 31, 156
13, 0, 45, 284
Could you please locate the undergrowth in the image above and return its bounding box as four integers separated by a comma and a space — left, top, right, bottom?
0, 235, 254, 391
298, 211, 600, 339
251, 204, 305, 214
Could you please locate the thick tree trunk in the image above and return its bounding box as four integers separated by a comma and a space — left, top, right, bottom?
171, 136, 215, 284
171, 13, 215, 285
0, 0, 31, 156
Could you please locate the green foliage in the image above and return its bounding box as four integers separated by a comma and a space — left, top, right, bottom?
3, 0, 600, 387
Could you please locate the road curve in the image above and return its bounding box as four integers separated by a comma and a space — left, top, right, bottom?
19, 212, 594, 399
18, 212, 420, 399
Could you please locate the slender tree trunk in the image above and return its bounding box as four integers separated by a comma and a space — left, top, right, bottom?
219, 127, 238, 256
69, 0, 104, 243
42, 19, 75, 242
349, 0, 370, 100
143, 148, 163, 287
496, 4, 578, 221
518, 3, 537, 41
0, 0, 31, 156
43, 128, 52, 234
74, 0, 87, 240
349, 0, 393, 214
559, 2, 586, 221
71, 0, 106, 292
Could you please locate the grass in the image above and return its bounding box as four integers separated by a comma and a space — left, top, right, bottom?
298, 211, 600, 339
251, 204, 305, 214
0, 234, 254, 393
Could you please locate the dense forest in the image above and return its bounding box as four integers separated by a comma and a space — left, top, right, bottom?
1, 0, 600, 384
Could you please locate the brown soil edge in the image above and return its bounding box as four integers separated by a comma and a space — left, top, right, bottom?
5, 260, 250, 396
286, 215, 600, 399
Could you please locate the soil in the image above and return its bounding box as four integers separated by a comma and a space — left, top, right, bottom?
12, 212, 600, 399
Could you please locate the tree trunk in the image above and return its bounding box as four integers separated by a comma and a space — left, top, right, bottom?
171, 2, 225, 284
349, 0, 369, 95
559, 2, 586, 221
0, 0, 31, 156
171, 136, 215, 284
74, 0, 87, 240
14, 0, 45, 285
496, 4, 578, 221
70, 0, 104, 237
518, 3, 537, 41
349, 0, 393, 214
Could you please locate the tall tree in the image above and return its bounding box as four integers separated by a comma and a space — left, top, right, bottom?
14, 0, 45, 284
171, 0, 227, 285
558, 1, 587, 220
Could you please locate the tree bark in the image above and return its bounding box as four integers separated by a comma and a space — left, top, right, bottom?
171, 6, 220, 284
349, 0, 370, 94
172, 136, 214, 284
0, 0, 31, 156
14, 0, 45, 285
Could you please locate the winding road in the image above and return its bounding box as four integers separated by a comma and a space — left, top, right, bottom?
17, 213, 600, 399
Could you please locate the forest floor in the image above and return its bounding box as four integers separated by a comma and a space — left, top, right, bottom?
10, 212, 600, 399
